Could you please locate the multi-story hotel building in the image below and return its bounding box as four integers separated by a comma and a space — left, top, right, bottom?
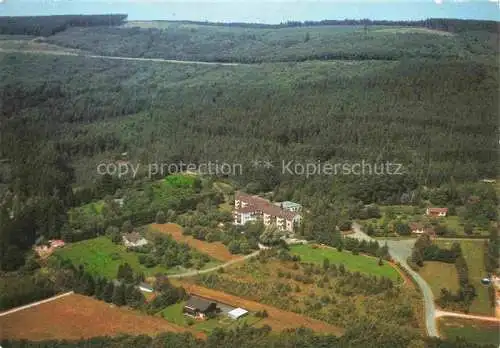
233, 192, 302, 233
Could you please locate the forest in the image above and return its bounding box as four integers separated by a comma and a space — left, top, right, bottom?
148, 18, 499, 32
0, 16, 498, 347
0, 14, 127, 36
2, 326, 496, 348
46, 22, 498, 63
0, 16, 498, 273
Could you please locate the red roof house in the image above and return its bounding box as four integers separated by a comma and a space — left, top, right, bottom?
426, 208, 448, 217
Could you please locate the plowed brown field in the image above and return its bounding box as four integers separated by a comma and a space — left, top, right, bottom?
150, 223, 239, 262
176, 282, 344, 335
0, 293, 205, 341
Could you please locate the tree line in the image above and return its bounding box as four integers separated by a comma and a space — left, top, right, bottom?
161, 18, 499, 33
2, 325, 496, 348
0, 14, 128, 36
409, 235, 477, 311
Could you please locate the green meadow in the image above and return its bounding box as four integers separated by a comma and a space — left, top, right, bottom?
290, 244, 400, 281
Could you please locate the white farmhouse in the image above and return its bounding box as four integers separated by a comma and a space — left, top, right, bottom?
122, 232, 148, 248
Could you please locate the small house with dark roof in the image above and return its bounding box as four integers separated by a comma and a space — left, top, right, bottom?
183, 296, 217, 319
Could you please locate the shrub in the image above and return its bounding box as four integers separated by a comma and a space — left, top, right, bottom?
155, 211, 166, 224
110, 252, 121, 261
122, 220, 133, 233
228, 240, 241, 254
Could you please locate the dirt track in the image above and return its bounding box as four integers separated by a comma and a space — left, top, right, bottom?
177, 282, 344, 335
0, 47, 240, 66
435, 309, 500, 323
0, 293, 205, 341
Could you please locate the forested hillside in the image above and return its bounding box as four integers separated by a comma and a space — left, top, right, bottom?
0, 14, 127, 36
0, 54, 497, 188
47, 22, 498, 63
0, 16, 498, 282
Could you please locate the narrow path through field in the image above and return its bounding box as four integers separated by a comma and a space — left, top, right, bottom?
169, 250, 260, 278
0, 291, 74, 317
0, 47, 242, 66
435, 309, 500, 323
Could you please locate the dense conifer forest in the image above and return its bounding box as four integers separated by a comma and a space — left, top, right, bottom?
0, 15, 498, 347
0, 14, 128, 36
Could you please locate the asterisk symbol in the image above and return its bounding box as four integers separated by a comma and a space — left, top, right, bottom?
251, 160, 261, 168
263, 160, 274, 169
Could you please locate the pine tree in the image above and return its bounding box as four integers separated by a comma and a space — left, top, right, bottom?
103, 281, 114, 303
112, 283, 126, 306
322, 257, 330, 270
82, 273, 95, 296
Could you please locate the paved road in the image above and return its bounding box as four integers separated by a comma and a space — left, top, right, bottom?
169, 250, 260, 278
435, 309, 500, 323
0, 291, 74, 317
350, 223, 439, 337
0, 48, 241, 67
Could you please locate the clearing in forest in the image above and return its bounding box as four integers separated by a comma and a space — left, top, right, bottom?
436, 240, 494, 316
150, 223, 239, 262
0, 293, 204, 341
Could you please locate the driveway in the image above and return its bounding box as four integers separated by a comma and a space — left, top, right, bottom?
350, 222, 439, 337
169, 250, 260, 279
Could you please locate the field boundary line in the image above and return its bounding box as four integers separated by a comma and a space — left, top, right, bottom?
435, 309, 500, 323
0, 291, 74, 317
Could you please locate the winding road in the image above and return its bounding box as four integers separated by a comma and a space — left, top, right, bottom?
351, 222, 439, 337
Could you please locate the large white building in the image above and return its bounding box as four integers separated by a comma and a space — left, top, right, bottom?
233, 192, 302, 233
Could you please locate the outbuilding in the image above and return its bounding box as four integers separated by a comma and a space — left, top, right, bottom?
228, 307, 248, 320
138, 282, 154, 293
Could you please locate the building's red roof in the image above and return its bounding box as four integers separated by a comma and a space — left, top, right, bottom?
49, 240, 65, 248
427, 208, 448, 213
235, 192, 299, 221
235, 205, 260, 214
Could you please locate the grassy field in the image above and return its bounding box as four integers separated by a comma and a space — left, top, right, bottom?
53, 236, 218, 279
149, 223, 239, 262
443, 216, 490, 237
438, 317, 500, 346
0, 293, 204, 341
53, 237, 167, 278
436, 240, 494, 316
289, 244, 401, 281
419, 261, 460, 296
159, 301, 261, 334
